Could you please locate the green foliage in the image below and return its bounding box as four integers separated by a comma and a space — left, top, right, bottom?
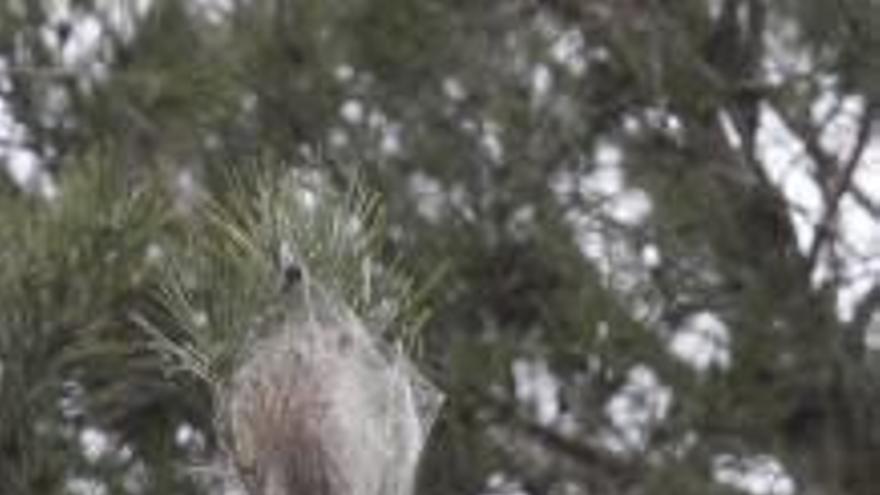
0, 161, 176, 492
1, 0, 879, 494
141, 164, 432, 385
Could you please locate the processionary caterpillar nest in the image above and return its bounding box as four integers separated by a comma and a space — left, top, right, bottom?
222, 284, 443, 495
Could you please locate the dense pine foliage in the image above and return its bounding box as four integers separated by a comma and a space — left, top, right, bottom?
1, 1, 879, 494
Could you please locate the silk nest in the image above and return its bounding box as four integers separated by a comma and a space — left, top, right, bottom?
220, 282, 444, 495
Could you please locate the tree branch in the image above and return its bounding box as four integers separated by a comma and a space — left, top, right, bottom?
455, 381, 640, 488
845, 284, 880, 357
850, 184, 880, 220
805, 102, 876, 270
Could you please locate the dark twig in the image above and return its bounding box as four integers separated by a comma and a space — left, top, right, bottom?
844, 284, 880, 358
455, 381, 639, 487
850, 185, 880, 220
805, 103, 876, 271
769, 102, 838, 191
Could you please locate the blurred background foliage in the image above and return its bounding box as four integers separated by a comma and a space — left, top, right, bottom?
1, 0, 879, 494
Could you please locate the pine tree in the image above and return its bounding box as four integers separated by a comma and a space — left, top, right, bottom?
1, 1, 880, 494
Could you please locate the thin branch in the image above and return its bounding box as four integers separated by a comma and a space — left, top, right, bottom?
769, 94, 876, 273
850, 185, 880, 220
844, 284, 880, 358
805, 102, 876, 270
456, 381, 639, 486
769, 101, 838, 187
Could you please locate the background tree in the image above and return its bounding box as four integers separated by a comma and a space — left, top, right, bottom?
1, 1, 879, 494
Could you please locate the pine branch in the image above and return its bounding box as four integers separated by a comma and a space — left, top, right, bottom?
805, 102, 876, 271
138, 164, 443, 495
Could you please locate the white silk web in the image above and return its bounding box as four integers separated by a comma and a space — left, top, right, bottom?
221, 280, 444, 495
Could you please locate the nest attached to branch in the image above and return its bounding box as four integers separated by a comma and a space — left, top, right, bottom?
220, 285, 443, 495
